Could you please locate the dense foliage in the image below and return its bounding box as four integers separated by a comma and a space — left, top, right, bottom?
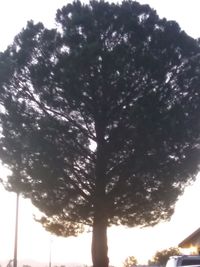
0, 1, 199, 267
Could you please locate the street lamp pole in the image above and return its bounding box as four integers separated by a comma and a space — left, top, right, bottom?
49, 236, 52, 267
13, 193, 19, 267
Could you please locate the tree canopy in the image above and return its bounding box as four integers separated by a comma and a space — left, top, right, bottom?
0, 1, 199, 267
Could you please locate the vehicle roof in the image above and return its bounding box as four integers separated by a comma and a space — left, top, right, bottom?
169, 256, 200, 259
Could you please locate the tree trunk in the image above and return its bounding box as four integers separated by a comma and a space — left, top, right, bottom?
92, 213, 109, 267
92, 121, 108, 267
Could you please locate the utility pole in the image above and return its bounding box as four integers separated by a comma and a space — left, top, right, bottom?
13, 193, 19, 267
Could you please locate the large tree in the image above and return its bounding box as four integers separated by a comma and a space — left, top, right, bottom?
0, 1, 200, 267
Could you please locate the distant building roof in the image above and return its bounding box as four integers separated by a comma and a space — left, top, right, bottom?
179, 228, 200, 248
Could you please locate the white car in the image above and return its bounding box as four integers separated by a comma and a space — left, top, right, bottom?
166, 255, 200, 267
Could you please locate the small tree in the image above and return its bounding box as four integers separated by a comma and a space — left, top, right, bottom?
123, 256, 138, 267
0, 1, 200, 267
150, 247, 182, 266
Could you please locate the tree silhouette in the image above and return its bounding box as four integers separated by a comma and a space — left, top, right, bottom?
123, 256, 138, 267
0, 1, 200, 267
150, 247, 182, 266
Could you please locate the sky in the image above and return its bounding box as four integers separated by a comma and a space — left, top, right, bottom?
0, 0, 200, 267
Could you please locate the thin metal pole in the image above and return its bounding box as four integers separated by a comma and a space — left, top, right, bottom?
49, 236, 52, 267
13, 193, 19, 267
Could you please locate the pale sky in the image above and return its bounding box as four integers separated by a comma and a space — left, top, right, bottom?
0, 1, 200, 267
